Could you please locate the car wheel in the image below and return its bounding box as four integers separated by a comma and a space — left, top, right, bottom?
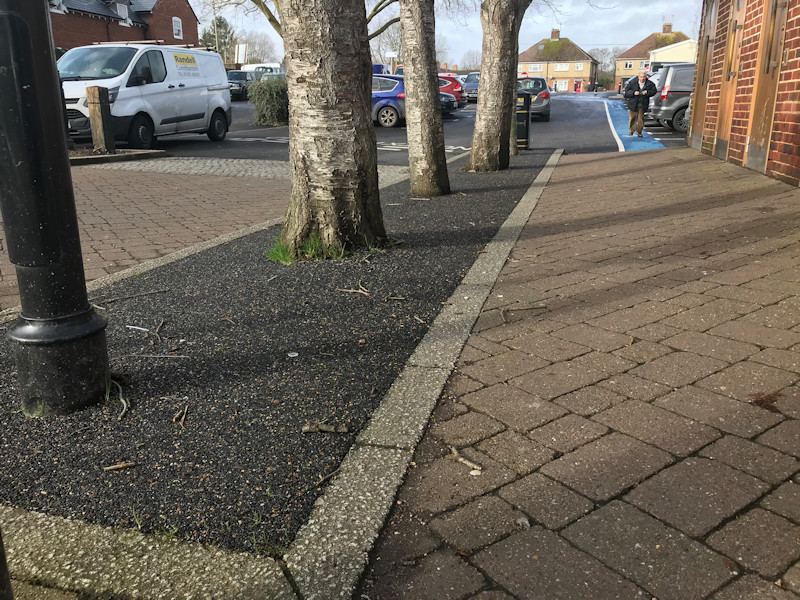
127, 114, 154, 149
658, 119, 670, 128
671, 107, 688, 133
377, 106, 399, 128
207, 110, 228, 142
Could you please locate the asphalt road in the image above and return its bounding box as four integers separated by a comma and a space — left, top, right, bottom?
145, 93, 688, 161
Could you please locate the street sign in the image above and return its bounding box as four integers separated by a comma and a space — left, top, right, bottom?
386, 51, 398, 58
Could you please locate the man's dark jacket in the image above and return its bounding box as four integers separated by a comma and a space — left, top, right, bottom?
624, 77, 658, 111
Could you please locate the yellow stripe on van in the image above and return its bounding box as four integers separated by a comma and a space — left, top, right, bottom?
174, 54, 198, 66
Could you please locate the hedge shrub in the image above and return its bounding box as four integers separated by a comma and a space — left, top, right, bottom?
249, 77, 289, 126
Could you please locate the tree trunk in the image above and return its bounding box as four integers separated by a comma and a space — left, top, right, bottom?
399, 0, 450, 197
277, 0, 386, 257
468, 0, 531, 171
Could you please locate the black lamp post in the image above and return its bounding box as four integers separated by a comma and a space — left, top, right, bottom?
0, 0, 109, 416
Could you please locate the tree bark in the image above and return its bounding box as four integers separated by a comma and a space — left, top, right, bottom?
468, 0, 531, 171
277, 0, 386, 257
399, 0, 450, 197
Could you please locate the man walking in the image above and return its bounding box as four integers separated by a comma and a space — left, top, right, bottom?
624, 70, 657, 137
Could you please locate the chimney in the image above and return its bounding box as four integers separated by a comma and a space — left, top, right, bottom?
662, 23, 672, 34
551, 29, 560, 40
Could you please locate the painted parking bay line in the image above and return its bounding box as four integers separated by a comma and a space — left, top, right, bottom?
604, 99, 664, 152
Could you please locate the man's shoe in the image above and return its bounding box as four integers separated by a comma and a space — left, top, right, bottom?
637, 132, 643, 137
629, 131, 634, 136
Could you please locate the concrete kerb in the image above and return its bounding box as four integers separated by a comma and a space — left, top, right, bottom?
68, 149, 167, 166
283, 149, 564, 600
1, 148, 564, 599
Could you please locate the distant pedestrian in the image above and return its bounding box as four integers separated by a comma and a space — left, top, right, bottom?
624, 70, 657, 137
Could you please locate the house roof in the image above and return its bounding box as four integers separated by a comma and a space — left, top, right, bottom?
618, 31, 690, 59
519, 37, 596, 63
61, 0, 149, 26
129, 0, 157, 10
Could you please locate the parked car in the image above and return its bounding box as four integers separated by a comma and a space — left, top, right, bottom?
58, 43, 230, 149
647, 63, 695, 133
517, 75, 551, 121
243, 62, 282, 77
227, 70, 257, 100
438, 74, 467, 108
372, 74, 405, 127
440, 91, 458, 114
372, 64, 392, 75
464, 71, 479, 102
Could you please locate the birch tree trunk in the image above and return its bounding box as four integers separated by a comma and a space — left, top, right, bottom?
277, 0, 386, 257
469, 0, 531, 171
399, 0, 450, 197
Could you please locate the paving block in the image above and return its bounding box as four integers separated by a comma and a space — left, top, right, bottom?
527, 414, 609, 453
700, 435, 799, 484
597, 372, 673, 402
662, 330, 760, 363
405, 449, 517, 516
593, 401, 720, 457
751, 348, 800, 373
631, 351, 727, 388
498, 473, 594, 529
431, 412, 506, 448
551, 323, 632, 352
697, 361, 799, 402
761, 482, 800, 523
552, 385, 628, 416
395, 550, 486, 600
784, 561, 800, 594
629, 322, 684, 342
472, 526, 645, 599
654, 386, 784, 438
612, 340, 672, 364
707, 508, 800, 579
539, 433, 673, 501
428, 496, 528, 554
562, 501, 736, 600
773, 386, 800, 419
502, 331, 590, 362
708, 321, 800, 350
459, 350, 549, 386
461, 384, 567, 432
446, 373, 485, 398
741, 299, 800, 330
758, 420, 800, 459
511, 352, 635, 401
711, 574, 799, 599
660, 299, 758, 332
625, 457, 770, 537
467, 592, 515, 600
476, 430, 556, 475
587, 301, 682, 333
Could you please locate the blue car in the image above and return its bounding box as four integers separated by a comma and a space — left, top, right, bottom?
372, 74, 405, 127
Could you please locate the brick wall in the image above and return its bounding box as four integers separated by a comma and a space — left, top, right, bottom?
145, 0, 199, 46
767, 3, 800, 185
50, 12, 146, 49
728, 0, 765, 165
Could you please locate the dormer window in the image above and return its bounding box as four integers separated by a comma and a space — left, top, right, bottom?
173, 17, 183, 40
115, 3, 131, 26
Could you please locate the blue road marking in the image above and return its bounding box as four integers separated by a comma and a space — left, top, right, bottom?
605, 100, 664, 152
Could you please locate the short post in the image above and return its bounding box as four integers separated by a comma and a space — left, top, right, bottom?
0, 0, 109, 416
87, 86, 115, 155
0, 528, 13, 600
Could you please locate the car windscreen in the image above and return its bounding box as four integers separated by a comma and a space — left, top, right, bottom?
228, 72, 247, 80
518, 78, 546, 93
465, 73, 479, 83
58, 47, 138, 80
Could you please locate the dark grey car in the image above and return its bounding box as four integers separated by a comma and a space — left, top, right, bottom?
648, 63, 695, 133
464, 71, 479, 102
227, 70, 257, 101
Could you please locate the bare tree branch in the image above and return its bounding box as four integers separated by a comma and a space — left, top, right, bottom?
369, 16, 400, 40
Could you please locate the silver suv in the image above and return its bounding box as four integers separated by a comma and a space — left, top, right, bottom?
648, 63, 694, 133
517, 75, 551, 121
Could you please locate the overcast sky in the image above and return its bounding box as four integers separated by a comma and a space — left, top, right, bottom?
189, 0, 703, 65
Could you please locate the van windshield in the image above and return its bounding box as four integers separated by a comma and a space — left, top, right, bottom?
58, 47, 138, 80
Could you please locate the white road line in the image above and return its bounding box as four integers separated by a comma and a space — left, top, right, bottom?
604, 101, 625, 153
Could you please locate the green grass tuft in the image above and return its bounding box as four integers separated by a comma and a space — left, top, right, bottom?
267, 240, 294, 264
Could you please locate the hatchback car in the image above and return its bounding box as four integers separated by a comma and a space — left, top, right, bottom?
227, 70, 257, 101
648, 63, 694, 133
440, 91, 458, 114
372, 74, 405, 127
438, 75, 467, 108
464, 71, 480, 102
517, 75, 551, 121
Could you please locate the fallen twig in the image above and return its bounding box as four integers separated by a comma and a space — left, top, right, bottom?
448, 446, 482, 471
386, 296, 406, 301
93, 289, 169, 306
173, 404, 189, 428
336, 281, 370, 297
119, 354, 190, 359
414, 315, 425, 324
316, 467, 341, 487
154, 318, 165, 335
113, 380, 128, 421
103, 461, 137, 472
220, 317, 236, 325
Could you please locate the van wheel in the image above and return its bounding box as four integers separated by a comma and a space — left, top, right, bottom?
207, 110, 228, 142
128, 115, 154, 149
671, 107, 688, 133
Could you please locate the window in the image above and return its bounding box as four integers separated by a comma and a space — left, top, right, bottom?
372, 77, 397, 92
129, 50, 167, 86
575, 63, 583, 71
624, 61, 633, 69
554, 63, 569, 71
173, 17, 183, 40
556, 80, 568, 91
528, 63, 543, 72
640, 60, 649, 69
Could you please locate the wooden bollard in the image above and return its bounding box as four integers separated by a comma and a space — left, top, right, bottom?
0, 528, 13, 600
86, 86, 116, 155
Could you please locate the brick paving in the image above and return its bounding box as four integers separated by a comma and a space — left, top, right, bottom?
358, 147, 800, 600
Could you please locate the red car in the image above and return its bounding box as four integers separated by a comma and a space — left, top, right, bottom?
438, 74, 467, 108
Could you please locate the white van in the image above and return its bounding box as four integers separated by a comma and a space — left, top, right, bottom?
58, 44, 231, 149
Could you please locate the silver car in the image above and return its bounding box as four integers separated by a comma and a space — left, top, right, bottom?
517, 75, 551, 121
464, 71, 479, 102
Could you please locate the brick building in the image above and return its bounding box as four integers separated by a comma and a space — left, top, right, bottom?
689, 0, 799, 186
48, 0, 199, 50
518, 29, 599, 92
615, 24, 691, 90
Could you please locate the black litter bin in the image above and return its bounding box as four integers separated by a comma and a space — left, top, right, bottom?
516, 90, 531, 149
